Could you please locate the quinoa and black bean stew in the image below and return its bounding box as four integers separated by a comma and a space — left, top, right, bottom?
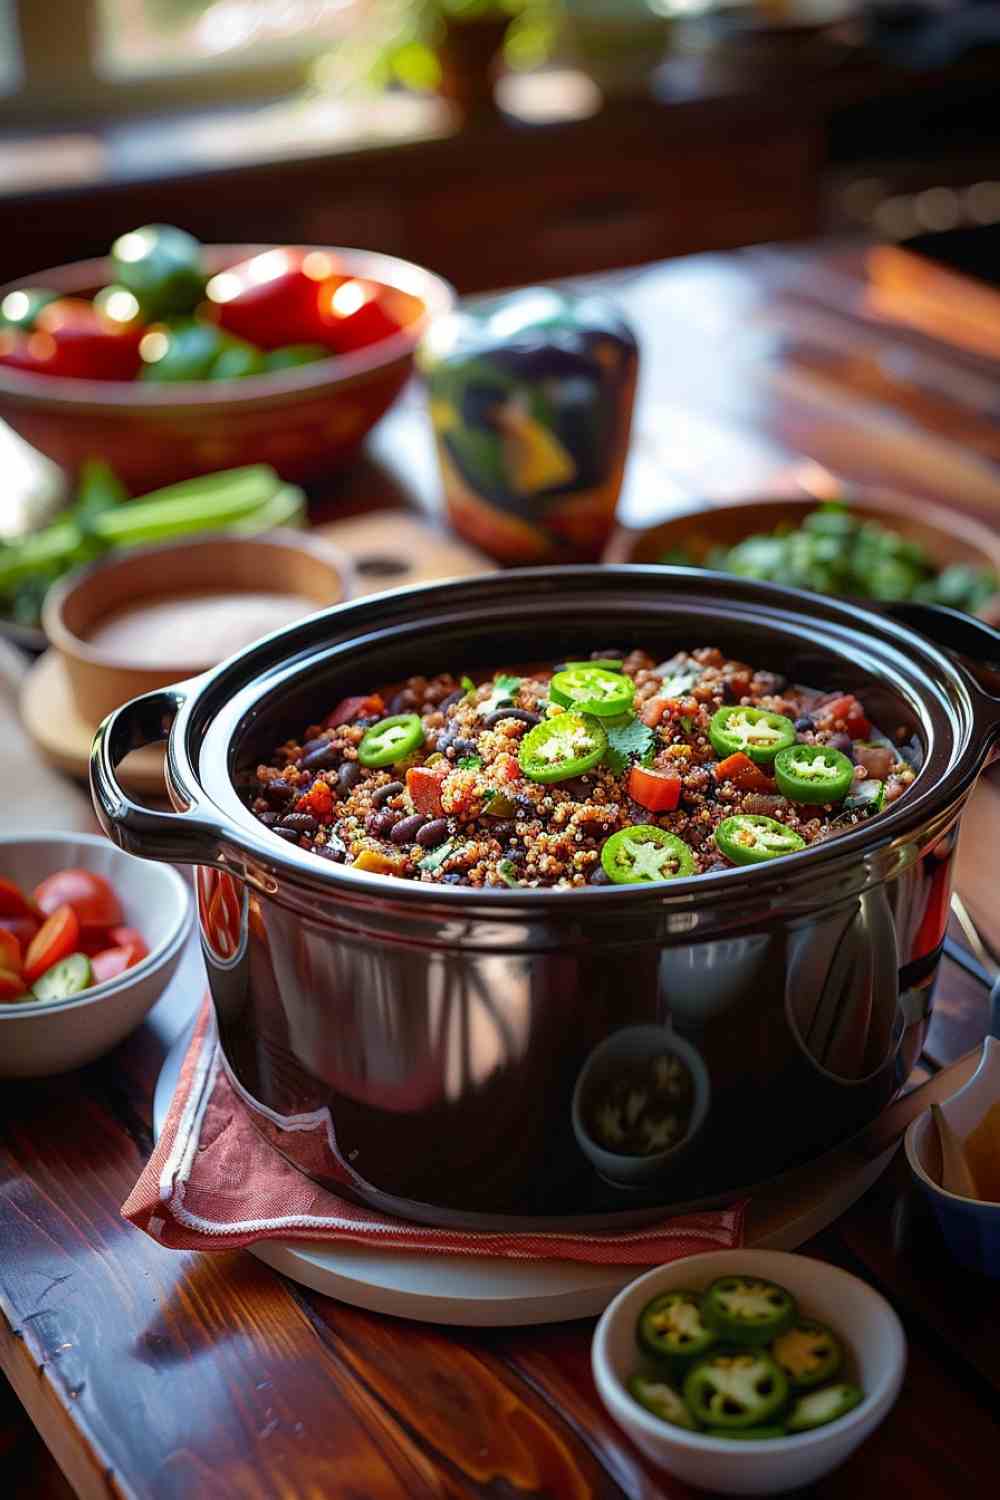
250, 648, 918, 888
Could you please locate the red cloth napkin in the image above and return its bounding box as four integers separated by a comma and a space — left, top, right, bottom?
124, 998, 746, 1263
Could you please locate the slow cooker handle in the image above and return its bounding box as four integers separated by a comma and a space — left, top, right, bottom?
881, 601, 1000, 703
90, 684, 225, 868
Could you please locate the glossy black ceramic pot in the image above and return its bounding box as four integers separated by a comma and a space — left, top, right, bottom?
92, 568, 1000, 1229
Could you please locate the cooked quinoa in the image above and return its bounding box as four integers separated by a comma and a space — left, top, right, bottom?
249, 647, 917, 888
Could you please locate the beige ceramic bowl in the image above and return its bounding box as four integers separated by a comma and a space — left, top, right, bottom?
43, 529, 355, 724
604, 490, 1000, 623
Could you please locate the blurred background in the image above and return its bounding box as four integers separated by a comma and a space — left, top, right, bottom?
3, 0, 1000, 292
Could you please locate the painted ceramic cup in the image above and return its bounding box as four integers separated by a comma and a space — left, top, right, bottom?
420, 287, 638, 564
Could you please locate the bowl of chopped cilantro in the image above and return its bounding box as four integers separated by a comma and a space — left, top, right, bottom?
605, 491, 1000, 621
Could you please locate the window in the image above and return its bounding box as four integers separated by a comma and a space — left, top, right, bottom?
98, 0, 357, 80
1, 0, 363, 119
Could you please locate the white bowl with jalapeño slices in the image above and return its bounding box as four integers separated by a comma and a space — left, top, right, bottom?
592, 1249, 906, 1494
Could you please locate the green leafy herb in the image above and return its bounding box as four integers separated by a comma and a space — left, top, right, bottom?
418, 839, 455, 873
458, 754, 482, 770
497, 858, 519, 888
604, 717, 656, 774
479, 674, 521, 717
461, 675, 476, 698
659, 669, 699, 699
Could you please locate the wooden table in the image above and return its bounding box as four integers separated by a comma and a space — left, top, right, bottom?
3, 239, 1000, 1499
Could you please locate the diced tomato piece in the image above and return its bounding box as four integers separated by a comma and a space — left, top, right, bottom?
0, 877, 38, 920
407, 764, 448, 817
206, 248, 345, 350
820, 695, 871, 739
297, 779, 334, 820
323, 693, 386, 729
91, 944, 145, 984
0, 914, 40, 949
23, 905, 81, 984
627, 765, 683, 812
641, 698, 669, 727
0, 927, 22, 973
0, 299, 144, 380
318, 277, 402, 353
34, 868, 123, 930
0, 969, 28, 1002
713, 753, 777, 794
108, 926, 150, 960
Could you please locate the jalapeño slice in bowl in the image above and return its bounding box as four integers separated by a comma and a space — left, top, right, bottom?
627, 1373, 698, 1429
701, 1276, 796, 1345
786, 1383, 863, 1433
519, 712, 607, 784
682, 1351, 789, 1430
550, 665, 635, 718
638, 1291, 717, 1365
601, 827, 696, 885
715, 815, 806, 866
774, 744, 854, 804
358, 713, 425, 768
708, 706, 796, 764
705, 1426, 787, 1440
772, 1320, 843, 1390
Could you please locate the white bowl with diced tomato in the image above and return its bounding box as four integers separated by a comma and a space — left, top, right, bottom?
0, 831, 192, 1077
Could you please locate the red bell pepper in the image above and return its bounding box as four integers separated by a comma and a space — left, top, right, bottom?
627, 765, 682, 812
10, 298, 144, 379
714, 752, 777, 793
0, 927, 22, 973
298, 779, 335, 821
818, 694, 871, 739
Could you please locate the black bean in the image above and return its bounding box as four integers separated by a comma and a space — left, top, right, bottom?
365, 808, 398, 838
589, 866, 612, 885
441, 872, 465, 885
550, 663, 568, 674
302, 736, 329, 756
391, 814, 428, 845
372, 780, 404, 808
338, 760, 362, 795
257, 812, 280, 827
301, 743, 341, 773
560, 776, 594, 801
486, 819, 514, 839
261, 778, 295, 809
592, 649, 624, 659
273, 827, 302, 843
440, 688, 465, 713
452, 736, 478, 753
316, 842, 347, 863
482, 707, 540, 730
389, 688, 418, 714
280, 813, 317, 834
416, 818, 448, 848
794, 715, 814, 731
828, 732, 853, 754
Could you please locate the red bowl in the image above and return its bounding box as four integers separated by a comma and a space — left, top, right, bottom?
0, 245, 454, 490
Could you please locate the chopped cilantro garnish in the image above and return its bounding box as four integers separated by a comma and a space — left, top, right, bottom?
497, 858, 519, 888
604, 717, 656, 774
458, 755, 482, 770
461, 675, 476, 698
479, 674, 521, 716
659, 669, 699, 699
418, 839, 455, 872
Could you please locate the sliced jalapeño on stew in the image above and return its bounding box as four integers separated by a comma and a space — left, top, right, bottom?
773, 744, 854, 804
358, 713, 425, 767
601, 827, 696, 884
715, 815, 806, 866
708, 706, 796, 764
772, 1321, 843, 1390
550, 665, 635, 718
518, 712, 608, 784
701, 1277, 797, 1345
683, 1351, 789, 1429
638, 1291, 717, 1365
